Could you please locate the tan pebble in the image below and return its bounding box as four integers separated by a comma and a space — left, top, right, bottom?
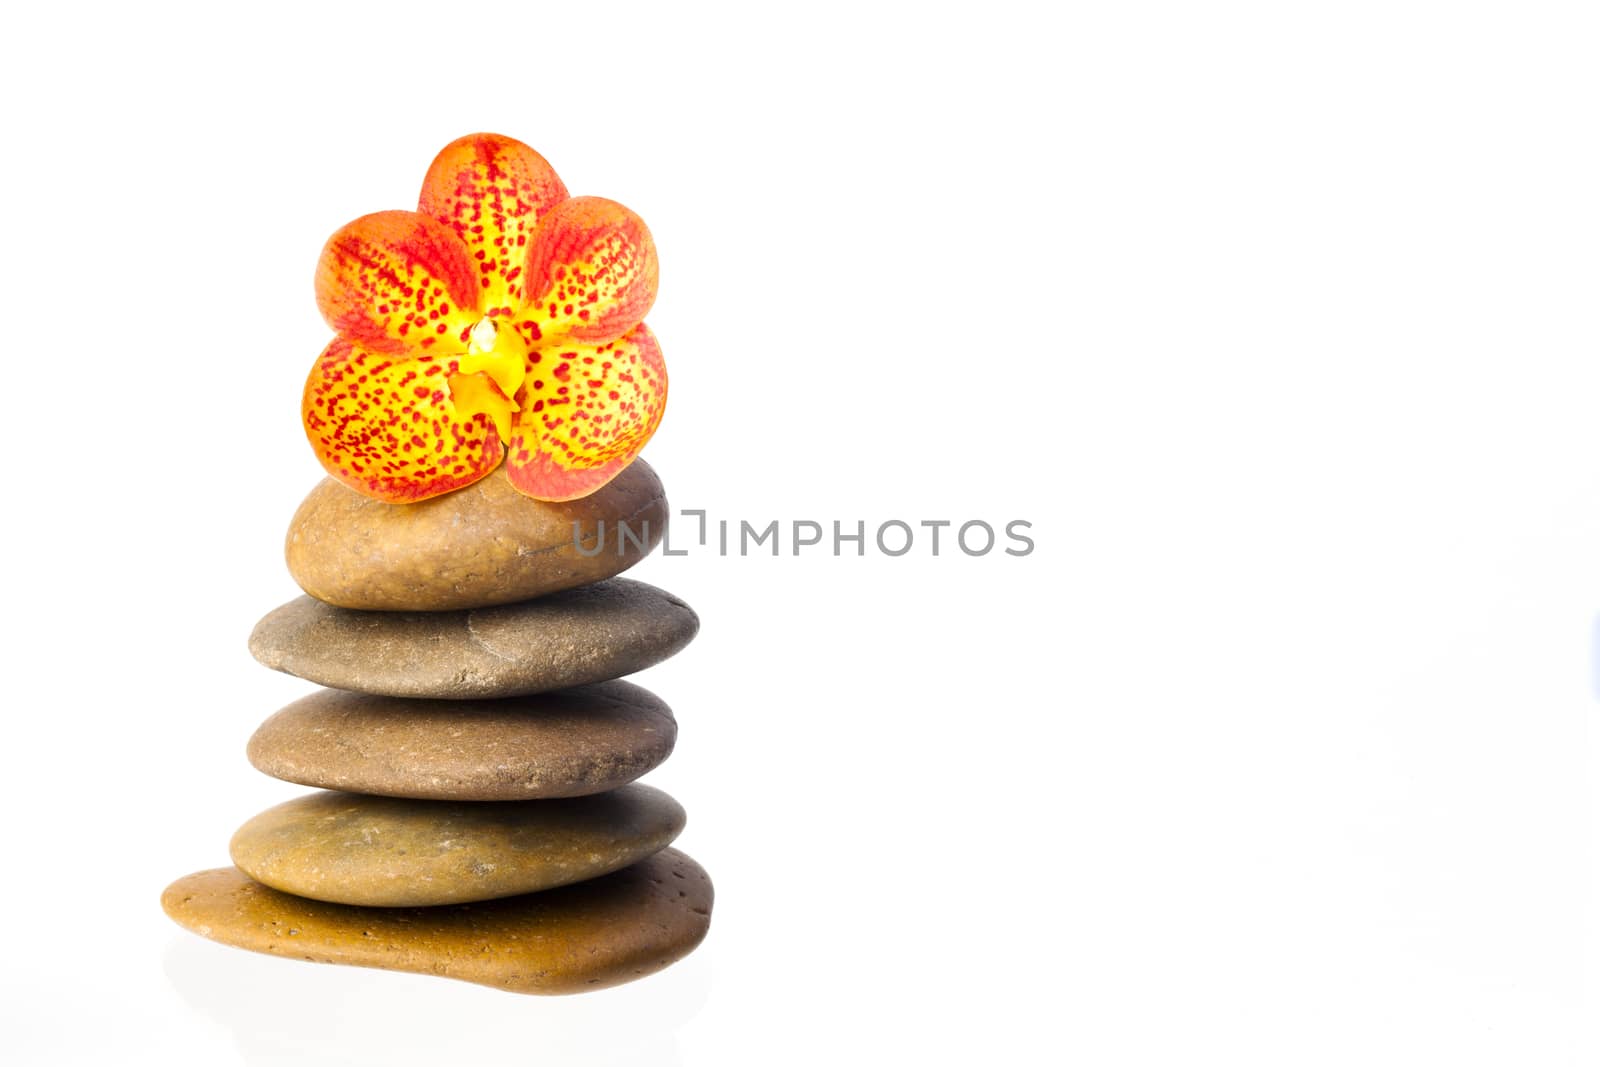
161, 849, 713, 995
287, 460, 668, 612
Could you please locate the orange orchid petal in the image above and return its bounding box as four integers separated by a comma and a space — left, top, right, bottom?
505, 323, 667, 501
303, 337, 503, 503
525, 197, 658, 345
315, 210, 481, 355
418, 133, 569, 316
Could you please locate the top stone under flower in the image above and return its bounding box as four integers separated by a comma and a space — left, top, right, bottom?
303, 133, 667, 503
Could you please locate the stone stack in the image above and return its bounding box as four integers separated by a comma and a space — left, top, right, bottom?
162, 460, 711, 995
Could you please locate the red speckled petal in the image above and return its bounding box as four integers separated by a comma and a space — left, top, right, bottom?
419, 133, 570, 317
302, 337, 503, 503
505, 323, 667, 501
315, 211, 481, 355
524, 197, 658, 346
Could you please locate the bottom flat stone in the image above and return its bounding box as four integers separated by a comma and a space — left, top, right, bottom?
161, 849, 712, 995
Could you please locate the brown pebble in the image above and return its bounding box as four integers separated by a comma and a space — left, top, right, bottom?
286, 460, 668, 612
247, 680, 676, 800
161, 849, 713, 995
228, 784, 686, 907
248, 578, 698, 699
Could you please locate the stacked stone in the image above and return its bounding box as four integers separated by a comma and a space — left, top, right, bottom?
161, 460, 711, 995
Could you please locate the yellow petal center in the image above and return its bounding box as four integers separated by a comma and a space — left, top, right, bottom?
449, 316, 525, 442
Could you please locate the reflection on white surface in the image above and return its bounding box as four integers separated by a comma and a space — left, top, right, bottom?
1589, 614, 1600, 701
163, 932, 712, 1067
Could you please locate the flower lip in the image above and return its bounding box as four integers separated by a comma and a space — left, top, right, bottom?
452, 315, 525, 441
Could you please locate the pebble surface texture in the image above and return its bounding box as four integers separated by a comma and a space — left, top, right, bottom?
248, 578, 698, 699
229, 784, 686, 907
286, 460, 668, 612
161, 849, 713, 995
246, 680, 677, 800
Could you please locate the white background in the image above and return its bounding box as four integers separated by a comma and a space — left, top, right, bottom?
1, 1, 1595, 1063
